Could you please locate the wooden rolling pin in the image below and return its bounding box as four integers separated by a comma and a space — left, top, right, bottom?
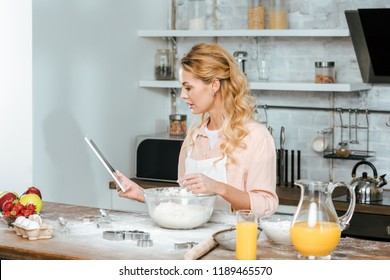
184, 237, 218, 260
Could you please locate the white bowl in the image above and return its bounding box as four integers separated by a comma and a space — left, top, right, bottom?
259, 214, 292, 245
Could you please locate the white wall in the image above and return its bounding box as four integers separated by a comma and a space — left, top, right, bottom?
32, 0, 170, 209
0, 0, 33, 195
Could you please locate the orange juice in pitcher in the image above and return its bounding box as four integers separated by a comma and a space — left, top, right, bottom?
290, 221, 341, 257
291, 180, 356, 259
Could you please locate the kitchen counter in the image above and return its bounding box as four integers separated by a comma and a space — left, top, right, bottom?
115, 179, 390, 240
124, 179, 390, 215
0, 201, 389, 260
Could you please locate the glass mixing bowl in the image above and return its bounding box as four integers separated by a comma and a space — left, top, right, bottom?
143, 187, 217, 230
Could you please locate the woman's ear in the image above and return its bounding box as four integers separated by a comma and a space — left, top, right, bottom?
211, 79, 221, 94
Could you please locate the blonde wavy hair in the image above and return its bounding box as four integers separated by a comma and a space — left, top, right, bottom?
180, 43, 256, 163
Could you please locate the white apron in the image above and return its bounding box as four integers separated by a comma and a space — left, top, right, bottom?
185, 143, 236, 224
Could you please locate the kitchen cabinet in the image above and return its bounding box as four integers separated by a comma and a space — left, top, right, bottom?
137, 29, 372, 93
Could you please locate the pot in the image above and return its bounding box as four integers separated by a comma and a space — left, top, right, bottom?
348, 160, 387, 203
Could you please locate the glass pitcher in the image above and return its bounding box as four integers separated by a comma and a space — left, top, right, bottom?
290, 180, 356, 259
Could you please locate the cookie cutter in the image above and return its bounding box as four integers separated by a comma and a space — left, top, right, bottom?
102, 230, 125, 241
137, 232, 153, 247
103, 230, 152, 245
174, 242, 198, 250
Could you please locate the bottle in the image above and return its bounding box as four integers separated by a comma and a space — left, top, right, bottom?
248, 0, 265, 29
187, 0, 206, 30
315, 61, 336, 83
154, 49, 173, 80
268, 0, 288, 29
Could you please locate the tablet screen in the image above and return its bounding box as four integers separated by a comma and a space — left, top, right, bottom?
84, 136, 126, 192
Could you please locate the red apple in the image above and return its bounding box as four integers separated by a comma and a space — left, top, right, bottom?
23, 186, 42, 200
0, 192, 18, 211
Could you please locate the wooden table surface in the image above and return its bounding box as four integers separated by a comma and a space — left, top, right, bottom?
1, 201, 389, 260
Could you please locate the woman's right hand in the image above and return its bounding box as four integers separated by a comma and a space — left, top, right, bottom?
114, 170, 145, 203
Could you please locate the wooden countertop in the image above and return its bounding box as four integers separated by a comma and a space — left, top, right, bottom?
0, 201, 389, 260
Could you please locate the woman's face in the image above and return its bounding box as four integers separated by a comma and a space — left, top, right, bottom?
179, 68, 216, 114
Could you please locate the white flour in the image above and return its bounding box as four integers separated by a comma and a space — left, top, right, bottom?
152, 202, 213, 229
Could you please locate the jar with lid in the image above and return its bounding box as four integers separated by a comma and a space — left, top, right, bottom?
268, 0, 288, 29
155, 49, 173, 80
187, 0, 206, 30
315, 61, 336, 83
169, 114, 187, 137
335, 141, 351, 157
248, 0, 265, 29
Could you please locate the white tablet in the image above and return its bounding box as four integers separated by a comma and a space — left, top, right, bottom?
84, 136, 126, 192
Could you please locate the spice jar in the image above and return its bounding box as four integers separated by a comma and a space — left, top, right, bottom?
248, 0, 265, 29
268, 0, 288, 29
335, 141, 351, 157
154, 49, 173, 80
187, 0, 206, 30
315, 61, 336, 83
169, 114, 187, 137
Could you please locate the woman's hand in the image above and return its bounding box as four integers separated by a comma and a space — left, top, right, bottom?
178, 173, 222, 195
115, 170, 145, 203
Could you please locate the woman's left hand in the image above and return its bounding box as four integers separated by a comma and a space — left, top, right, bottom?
178, 173, 220, 195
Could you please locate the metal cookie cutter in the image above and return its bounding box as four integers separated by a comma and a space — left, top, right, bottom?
103, 230, 125, 241
174, 242, 198, 250
136, 232, 153, 247
123, 230, 145, 240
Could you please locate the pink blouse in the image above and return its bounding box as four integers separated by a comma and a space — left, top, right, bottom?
178, 120, 278, 216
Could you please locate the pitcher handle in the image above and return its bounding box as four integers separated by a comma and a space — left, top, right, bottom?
331, 182, 356, 231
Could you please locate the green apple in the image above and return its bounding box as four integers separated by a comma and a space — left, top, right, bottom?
19, 193, 42, 213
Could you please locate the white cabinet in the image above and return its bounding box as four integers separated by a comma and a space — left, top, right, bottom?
137, 29, 372, 92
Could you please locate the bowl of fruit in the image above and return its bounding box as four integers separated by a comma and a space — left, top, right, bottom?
0, 186, 43, 227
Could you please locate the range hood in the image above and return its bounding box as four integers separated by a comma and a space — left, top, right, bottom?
345, 9, 390, 84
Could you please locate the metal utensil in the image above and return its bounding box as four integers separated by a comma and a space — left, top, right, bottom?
350, 110, 359, 144
279, 127, 286, 186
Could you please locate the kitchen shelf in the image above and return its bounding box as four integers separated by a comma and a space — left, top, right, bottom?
323, 150, 376, 161
138, 29, 350, 38
139, 80, 372, 92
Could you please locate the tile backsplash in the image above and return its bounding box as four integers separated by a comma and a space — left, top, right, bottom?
172, 0, 390, 188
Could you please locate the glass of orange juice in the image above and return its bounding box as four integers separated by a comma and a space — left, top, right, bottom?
236, 210, 258, 260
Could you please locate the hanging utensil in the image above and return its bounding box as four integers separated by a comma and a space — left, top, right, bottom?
350, 109, 359, 144
279, 126, 285, 186
338, 108, 345, 144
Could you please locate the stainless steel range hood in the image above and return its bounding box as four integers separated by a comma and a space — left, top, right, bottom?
345, 9, 390, 84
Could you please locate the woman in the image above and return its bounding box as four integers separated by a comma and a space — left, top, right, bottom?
116, 43, 278, 217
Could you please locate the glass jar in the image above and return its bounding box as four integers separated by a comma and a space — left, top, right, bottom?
155, 49, 173, 80
169, 114, 187, 137
268, 0, 288, 29
187, 0, 206, 30
335, 141, 351, 157
315, 61, 336, 83
248, 0, 265, 29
